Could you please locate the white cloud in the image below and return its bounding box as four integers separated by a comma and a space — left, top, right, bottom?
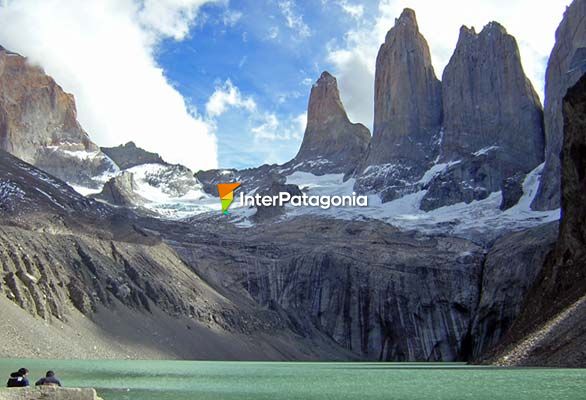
0, 0, 219, 170
267, 26, 280, 40
278, 0, 311, 39
138, 0, 210, 40
251, 112, 306, 142
328, 0, 573, 129
222, 9, 242, 27
206, 79, 257, 118
338, 0, 364, 19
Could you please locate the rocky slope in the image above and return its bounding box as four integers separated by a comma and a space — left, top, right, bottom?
532, 0, 586, 210
290, 72, 370, 175
0, 150, 349, 361
355, 9, 442, 201
484, 73, 586, 367
0, 46, 116, 189
2, 148, 555, 361
421, 23, 545, 210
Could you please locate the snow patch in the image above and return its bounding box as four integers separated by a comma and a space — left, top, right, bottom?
473, 146, 499, 157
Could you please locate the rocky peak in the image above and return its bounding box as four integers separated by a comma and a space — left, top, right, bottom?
0, 45, 116, 188
361, 8, 442, 170
101, 141, 167, 170
291, 71, 370, 175
439, 21, 544, 165
306, 71, 346, 129
532, 0, 586, 210
419, 20, 545, 210
388, 8, 418, 35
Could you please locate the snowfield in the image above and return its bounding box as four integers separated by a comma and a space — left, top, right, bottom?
69, 159, 559, 235
224, 163, 560, 239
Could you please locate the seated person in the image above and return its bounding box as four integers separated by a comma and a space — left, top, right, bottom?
35, 371, 62, 387
6, 368, 29, 387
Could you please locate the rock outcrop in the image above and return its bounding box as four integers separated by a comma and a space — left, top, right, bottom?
290, 72, 370, 175
421, 22, 545, 210
0, 46, 116, 189
533, 0, 586, 210
91, 171, 148, 208
252, 182, 303, 222
485, 73, 586, 367
0, 387, 102, 400
101, 141, 166, 170
500, 172, 525, 211
355, 9, 442, 200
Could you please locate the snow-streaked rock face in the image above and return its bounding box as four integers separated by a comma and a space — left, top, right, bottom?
420, 22, 545, 211
533, 0, 586, 211
0, 46, 117, 189
291, 71, 370, 175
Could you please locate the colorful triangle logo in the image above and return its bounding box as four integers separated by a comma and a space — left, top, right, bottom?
217, 182, 241, 215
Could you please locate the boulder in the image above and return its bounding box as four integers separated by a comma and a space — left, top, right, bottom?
0, 386, 102, 400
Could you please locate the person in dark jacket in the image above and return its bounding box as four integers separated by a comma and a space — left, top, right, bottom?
35, 371, 62, 387
6, 368, 29, 387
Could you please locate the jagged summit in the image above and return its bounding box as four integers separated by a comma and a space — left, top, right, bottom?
439, 18, 544, 164
388, 8, 418, 34
291, 70, 370, 175
101, 141, 167, 170
419, 19, 545, 210
362, 8, 442, 170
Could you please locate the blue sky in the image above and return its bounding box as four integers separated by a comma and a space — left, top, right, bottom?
0, 0, 572, 171
156, 0, 380, 169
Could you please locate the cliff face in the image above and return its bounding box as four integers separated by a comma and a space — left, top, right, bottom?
486, 74, 586, 367
364, 8, 442, 168
0, 47, 116, 188
172, 216, 486, 361
291, 72, 370, 175
354, 8, 442, 201
440, 23, 544, 167
533, 0, 586, 210
470, 222, 558, 358
420, 23, 545, 210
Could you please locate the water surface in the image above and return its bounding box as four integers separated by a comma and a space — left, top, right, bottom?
1, 360, 584, 400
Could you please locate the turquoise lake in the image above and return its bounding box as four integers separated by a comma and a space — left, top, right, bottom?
1, 360, 585, 400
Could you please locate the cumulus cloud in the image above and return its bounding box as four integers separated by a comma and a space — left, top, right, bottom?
328, 0, 572, 129
206, 80, 257, 118
0, 0, 219, 170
